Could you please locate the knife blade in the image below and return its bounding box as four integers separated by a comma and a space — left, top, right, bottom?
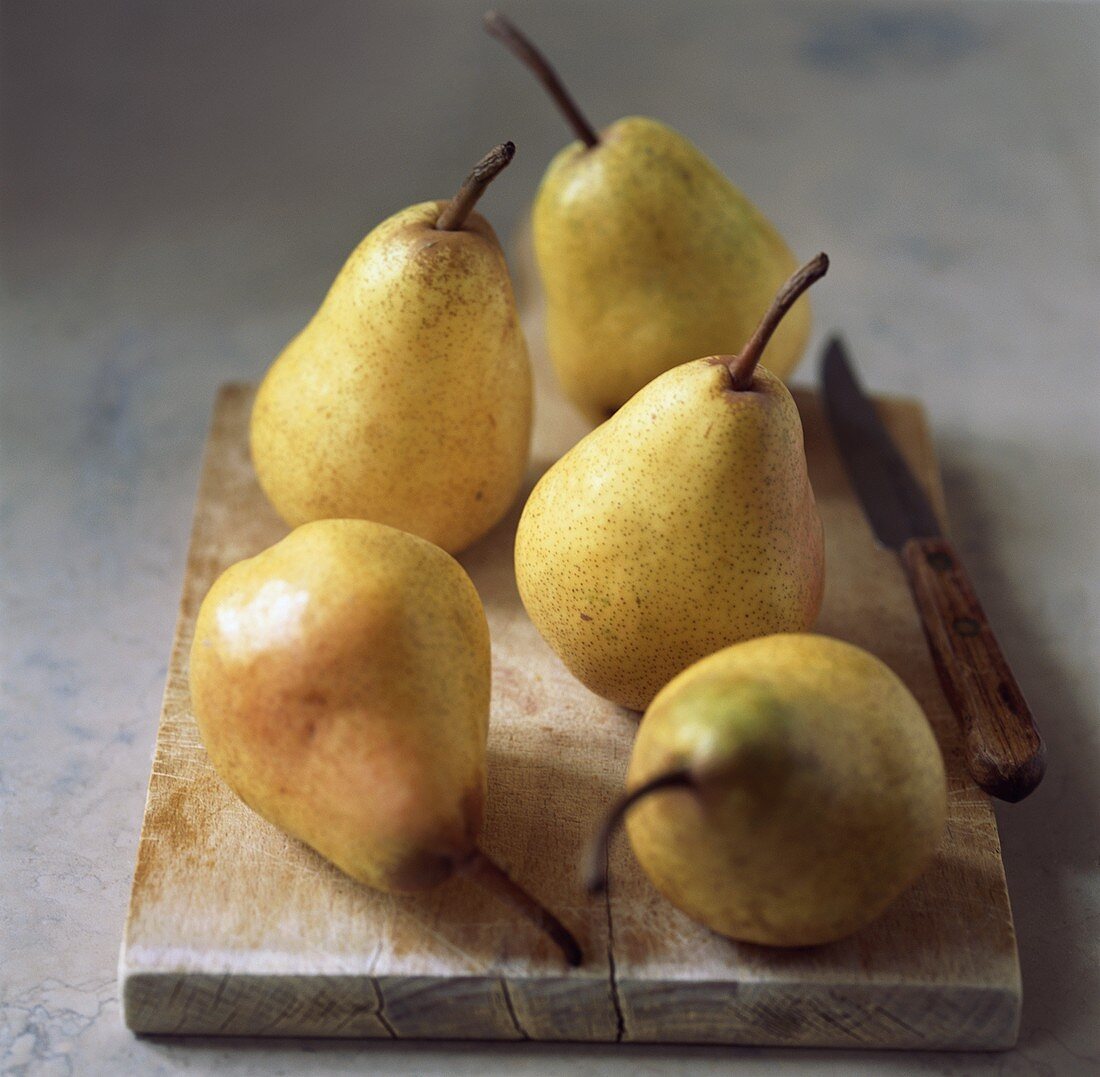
821, 336, 1045, 802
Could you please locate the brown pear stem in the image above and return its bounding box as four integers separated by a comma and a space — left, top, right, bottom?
435, 141, 515, 232
726, 252, 830, 391
584, 768, 697, 895
461, 847, 583, 967
484, 11, 599, 148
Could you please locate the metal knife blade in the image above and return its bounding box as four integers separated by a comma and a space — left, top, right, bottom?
819, 334, 1045, 802
820, 337, 942, 549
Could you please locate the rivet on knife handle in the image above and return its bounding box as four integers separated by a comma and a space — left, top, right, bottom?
900, 536, 1046, 801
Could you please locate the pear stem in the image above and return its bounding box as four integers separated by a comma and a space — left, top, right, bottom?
584, 768, 696, 895
484, 11, 599, 148
461, 847, 583, 967
725, 252, 830, 391
436, 141, 516, 232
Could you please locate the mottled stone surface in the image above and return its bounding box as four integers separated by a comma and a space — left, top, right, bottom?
2, 1, 1097, 1074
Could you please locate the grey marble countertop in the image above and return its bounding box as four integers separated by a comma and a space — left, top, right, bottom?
2, 1, 1098, 1074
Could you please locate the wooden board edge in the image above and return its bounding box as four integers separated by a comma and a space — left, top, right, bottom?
119, 966, 619, 1042
615, 977, 1020, 1050
119, 385, 257, 994
119, 387, 266, 1020
119, 963, 1019, 1049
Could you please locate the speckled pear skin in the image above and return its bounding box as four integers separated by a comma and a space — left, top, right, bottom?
514, 360, 825, 711
250, 202, 532, 554
533, 117, 807, 423
625, 634, 948, 946
188, 519, 491, 893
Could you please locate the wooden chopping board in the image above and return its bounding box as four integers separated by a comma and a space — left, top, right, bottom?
120, 373, 1021, 1048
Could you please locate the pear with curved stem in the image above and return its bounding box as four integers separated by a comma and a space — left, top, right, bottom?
586, 634, 948, 947
515, 255, 828, 712
485, 11, 808, 423
190, 519, 582, 967
250, 142, 532, 554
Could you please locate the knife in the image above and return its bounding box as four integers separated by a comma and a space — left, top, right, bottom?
821, 336, 1045, 802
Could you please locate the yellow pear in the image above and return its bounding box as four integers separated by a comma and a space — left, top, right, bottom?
486, 13, 807, 422
250, 143, 532, 553
189, 518, 580, 964
515, 256, 828, 711
588, 634, 948, 947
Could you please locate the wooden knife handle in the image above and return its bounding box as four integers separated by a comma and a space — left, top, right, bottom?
901, 536, 1045, 802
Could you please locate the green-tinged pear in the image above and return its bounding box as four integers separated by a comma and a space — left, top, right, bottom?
587, 634, 948, 947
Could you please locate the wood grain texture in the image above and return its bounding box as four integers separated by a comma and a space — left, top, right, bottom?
120, 379, 1021, 1048
901, 536, 1046, 802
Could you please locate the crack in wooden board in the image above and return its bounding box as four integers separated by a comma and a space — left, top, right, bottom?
120, 382, 1020, 1048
